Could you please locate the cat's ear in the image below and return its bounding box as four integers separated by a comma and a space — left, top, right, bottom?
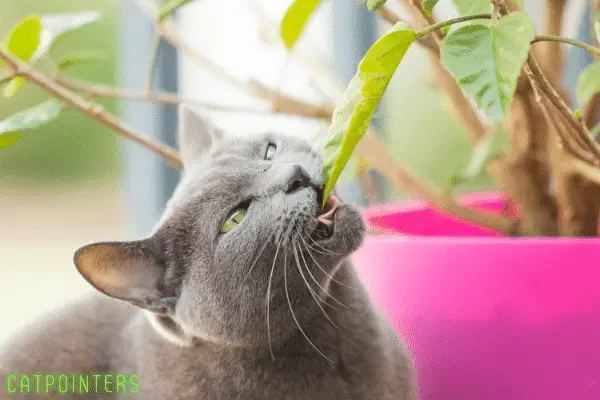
74, 240, 176, 314
178, 104, 223, 165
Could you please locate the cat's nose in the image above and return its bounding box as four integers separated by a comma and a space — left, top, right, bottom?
283, 164, 312, 194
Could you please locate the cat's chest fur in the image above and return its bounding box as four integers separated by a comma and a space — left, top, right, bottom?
106, 270, 412, 400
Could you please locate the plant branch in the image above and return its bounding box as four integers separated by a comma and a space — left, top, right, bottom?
527, 56, 600, 160
0, 73, 15, 85
378, 4, 438, 52
538, 0, 567, 87
571, 158, 600, 186
0, 48, 183, 169
56, 77, 323, 117
355, 131, 519, 235
583, 0, 600, 128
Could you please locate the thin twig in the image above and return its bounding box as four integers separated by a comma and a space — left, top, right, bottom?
0, 73, 15, 85
405, 0, 443, 46
571, 158, 600, 186
355, 131, 519, 235
57, 77, 319, 116
527, 57, 600, 160
0, 48, 183, 169
377, 5, 437, 53
583, 0, 600, 129
249, 80, 334, 119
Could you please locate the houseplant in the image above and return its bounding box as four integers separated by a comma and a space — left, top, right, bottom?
1, 0, 600, 398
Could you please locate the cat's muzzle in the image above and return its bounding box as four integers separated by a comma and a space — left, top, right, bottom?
312, 195, 340, 240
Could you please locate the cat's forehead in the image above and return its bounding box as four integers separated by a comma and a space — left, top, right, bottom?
161, 131, 319, 220
213, 131, 316, 157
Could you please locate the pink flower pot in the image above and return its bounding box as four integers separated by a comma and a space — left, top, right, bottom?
351, 192, 600, 400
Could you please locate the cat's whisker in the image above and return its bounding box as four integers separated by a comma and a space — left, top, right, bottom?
292, 240, 338, 326
234, 233, 273, 301
299, 235, 355, 290
296, 240, 349, 310
304, 227, 344, 256
266, 236, 283, 361
284, 247, 334, 364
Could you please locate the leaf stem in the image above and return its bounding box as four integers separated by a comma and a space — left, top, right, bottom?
416, 16, 600, 59
532, 35, 600, 57
416, 14, 492, 38
0, 73, 15, 85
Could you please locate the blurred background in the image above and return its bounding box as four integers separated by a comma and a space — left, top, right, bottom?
0, 0, 593, 340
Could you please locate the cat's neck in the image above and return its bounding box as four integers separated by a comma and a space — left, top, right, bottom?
143, 259, 365, 353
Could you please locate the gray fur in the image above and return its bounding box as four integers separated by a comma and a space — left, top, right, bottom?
0, 105, 416, 399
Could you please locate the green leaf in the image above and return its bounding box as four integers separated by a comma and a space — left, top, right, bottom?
4, 15, 42, 97
56, 50, 106, 70
422, 0, 440, 16
280, 0, 322, 49
159, 0, 197, 22
3, 77, 25, 98
0, 100, 63, 137
7, 15, 42, 61
322, 23, 416, 203
367, 0, 387, 11
576, 62, 600, 106
441, 12, 535, 122
453, 0, 492, 15
595, 14, 600, 43
34, 11, 102, 60
449, 127, 509, 187
0, 132, 21, 149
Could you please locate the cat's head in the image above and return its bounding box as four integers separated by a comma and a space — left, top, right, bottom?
74, 105, 365, 347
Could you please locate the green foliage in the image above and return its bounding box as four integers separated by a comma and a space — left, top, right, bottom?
6, 15, 42, 61
0, 132, 21, 149
0, 0, 117, 182
280, 0, 321, 49
440, 12, 534, 122
4, 16, 42, 97
2, 11, 101, 98
367, 0, 387, 11
56, 50, 105, 70
422, 0, 440, 16
449, 127, 509, 187
576, 62, 600, 106
4, 78, 25, 98
595, 13, 600, 44
453, 0, 491, 15
322, 23, 416, 203
0, 99, 62, 137
36, 11, 102, 60
159, 0, 196, 22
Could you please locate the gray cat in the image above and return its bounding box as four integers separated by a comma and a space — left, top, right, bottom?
0, 105, 416, 399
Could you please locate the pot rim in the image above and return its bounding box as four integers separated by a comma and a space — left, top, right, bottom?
361, 191, 600, 245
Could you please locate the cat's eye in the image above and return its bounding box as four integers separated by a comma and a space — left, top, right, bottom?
220, 208, 247, 233
264, 143, 277, 160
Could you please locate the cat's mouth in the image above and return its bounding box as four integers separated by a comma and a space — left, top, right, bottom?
312, 195, 341, 240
